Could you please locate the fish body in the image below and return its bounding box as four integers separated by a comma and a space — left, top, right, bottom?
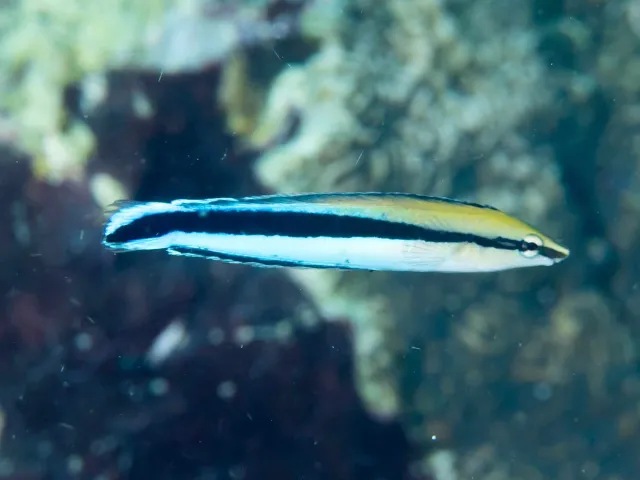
102, 192, 569, 273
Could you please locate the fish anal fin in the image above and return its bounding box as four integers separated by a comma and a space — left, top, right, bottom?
168, 247, 343, 270
168, 246, 281, 268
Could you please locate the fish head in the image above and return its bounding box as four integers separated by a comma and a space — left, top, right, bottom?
441, 210, 570, 272
483, 213, 570, 271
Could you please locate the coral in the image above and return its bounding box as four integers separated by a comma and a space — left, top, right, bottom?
0, 0, 316, 187
2, 0, 640, 479
228, 0, 640, 477
596, 1, 640, 96
243, 0, 568, 425
251, 0, 554, 195
0, 0, 167, 183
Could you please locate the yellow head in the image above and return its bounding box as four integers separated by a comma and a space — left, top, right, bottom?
435, 208, 570, 272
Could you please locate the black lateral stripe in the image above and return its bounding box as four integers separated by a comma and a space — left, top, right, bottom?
105, 209, 520, 251
170, 247, 339, 269
492, 237, 522, 250
539, 245, 566, 260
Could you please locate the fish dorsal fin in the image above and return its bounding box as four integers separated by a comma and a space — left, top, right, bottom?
170, 192, 499, 212
235, 192, 499, 211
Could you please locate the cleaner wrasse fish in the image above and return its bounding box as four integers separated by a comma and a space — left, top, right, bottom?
102, 192, 569, 273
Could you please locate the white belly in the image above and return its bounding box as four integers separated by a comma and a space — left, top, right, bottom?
161, 232, 456, 272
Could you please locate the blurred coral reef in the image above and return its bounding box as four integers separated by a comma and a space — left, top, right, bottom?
0, 0, 639, 479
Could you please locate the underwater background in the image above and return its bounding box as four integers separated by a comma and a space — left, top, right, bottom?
0, 0, 639, 478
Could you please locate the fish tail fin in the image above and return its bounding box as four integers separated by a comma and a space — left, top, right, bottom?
103, 200, 144, 224
102, 200, 184, 253
103, 200, 169, 234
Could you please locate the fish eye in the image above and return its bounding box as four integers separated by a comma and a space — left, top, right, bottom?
520, 234, 543, 258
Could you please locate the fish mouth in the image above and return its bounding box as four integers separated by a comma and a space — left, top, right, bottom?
541, 244, 570, 262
